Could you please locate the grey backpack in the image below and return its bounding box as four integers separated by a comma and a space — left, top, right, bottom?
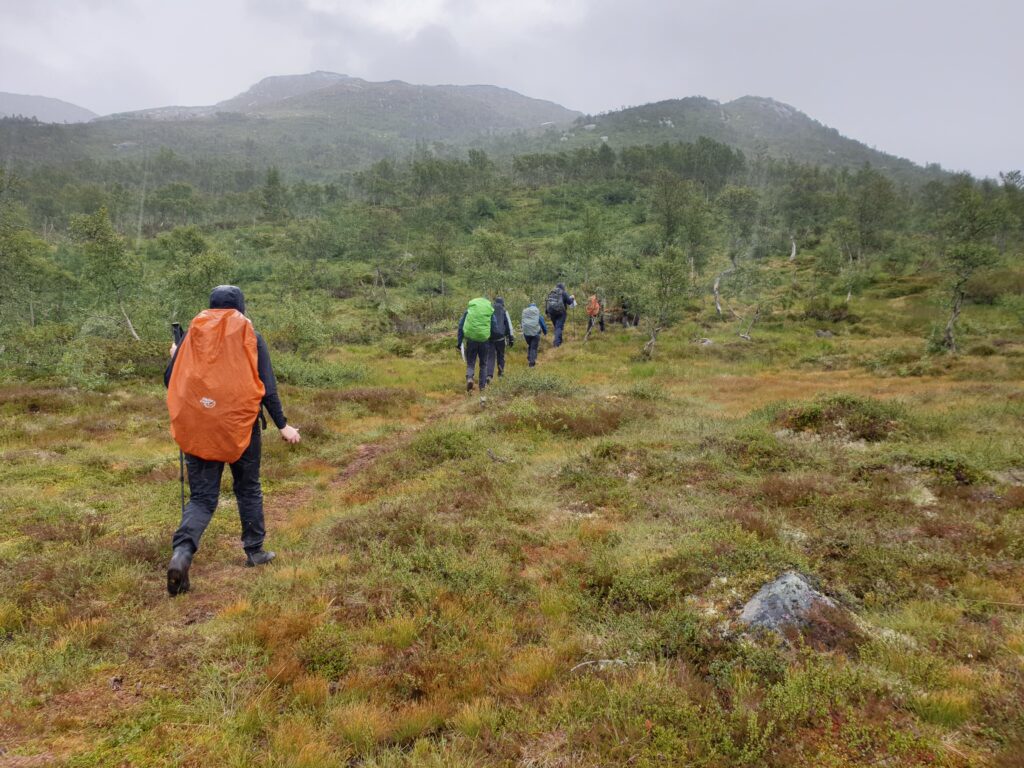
521, 305, 542, 336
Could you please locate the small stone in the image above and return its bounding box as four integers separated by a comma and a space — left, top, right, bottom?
815, 329, 834, 338
110, 675, 123, 691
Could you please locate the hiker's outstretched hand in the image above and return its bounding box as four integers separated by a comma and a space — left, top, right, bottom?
280, 425, 301, 444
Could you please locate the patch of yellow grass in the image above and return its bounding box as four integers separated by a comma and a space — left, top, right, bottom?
368, 613, 421, 650
577, 519, 620, 546
329, 699, 390, 751
0, 599, 24, 634
910, 689, 976, 727
451, 697, 500, 739
389, 698, 450, 745
54, 617, 109, 650
291, 674, 330, 710
1005, 628, 1024, 657
217, 599, 251, 619
270, 716, 340, 768
879, 600, 962, 643
960, 574, 1020, 605
538, 588, 572, 623
502, 647, 557, 697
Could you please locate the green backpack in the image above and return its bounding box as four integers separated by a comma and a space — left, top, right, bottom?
463, 297, 494, 342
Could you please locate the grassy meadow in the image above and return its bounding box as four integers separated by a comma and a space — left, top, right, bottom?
2, 268, 1023, 767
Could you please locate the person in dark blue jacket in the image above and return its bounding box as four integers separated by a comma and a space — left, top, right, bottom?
163, 286, 300, 596
486, 296, 515, 383
545, 283, 575, 347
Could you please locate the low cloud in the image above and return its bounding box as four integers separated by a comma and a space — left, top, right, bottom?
0, 0, 1020, 176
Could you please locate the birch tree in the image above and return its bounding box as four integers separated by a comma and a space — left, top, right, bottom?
70, 207, 143, 341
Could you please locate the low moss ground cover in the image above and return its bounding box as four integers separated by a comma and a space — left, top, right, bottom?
1, 291, 1023, 767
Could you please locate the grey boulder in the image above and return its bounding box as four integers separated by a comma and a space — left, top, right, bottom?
739, 571, 836, 633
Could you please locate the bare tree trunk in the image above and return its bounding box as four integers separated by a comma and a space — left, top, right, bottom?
641, 326, 660, 359
713, 262, 736, 318
136, 151, 149, 248
943, 283, 966, 353
29, 300, 35, 327
738, 305, 761, 341
789, 235, 797, 261
120, 302, 141, 341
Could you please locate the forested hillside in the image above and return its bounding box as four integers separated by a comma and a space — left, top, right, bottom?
0, 72, 951, 188
0, 73, 581, 180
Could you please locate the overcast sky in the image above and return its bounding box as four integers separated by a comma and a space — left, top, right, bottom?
1, 0, 1019, 178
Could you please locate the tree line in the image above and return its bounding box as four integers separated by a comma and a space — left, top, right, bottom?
2, 137, 1022, 385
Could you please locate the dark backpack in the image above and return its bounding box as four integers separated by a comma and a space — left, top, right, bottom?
493, 307, 508, 337
545, 288, 564, 317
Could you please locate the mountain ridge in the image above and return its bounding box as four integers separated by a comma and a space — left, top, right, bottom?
1, 73, 943, 183
0, 92, 97, 123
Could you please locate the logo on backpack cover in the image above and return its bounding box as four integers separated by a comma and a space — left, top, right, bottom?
200, 397, 216, 409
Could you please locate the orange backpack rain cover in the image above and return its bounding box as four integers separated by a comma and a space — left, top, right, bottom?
586, 295, 601, 317
167, 309, 265, 463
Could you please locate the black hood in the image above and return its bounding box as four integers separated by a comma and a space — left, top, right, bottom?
556, 283, 566, 291
209, 285, 246, 314
494, 297, 505, 310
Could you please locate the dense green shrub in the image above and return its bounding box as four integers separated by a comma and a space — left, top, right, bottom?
803, 297, 860, 323
272, 353, 366, 387
774, 394, 906, 442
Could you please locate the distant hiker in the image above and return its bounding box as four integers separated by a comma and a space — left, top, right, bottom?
457, 296, 497, 393
545, 282, 575, 347
486, 296, 515, 383
521, 301, 548, 367
616, 296, 639, 327
164, 285, 301, 596
585, 294, 605, 335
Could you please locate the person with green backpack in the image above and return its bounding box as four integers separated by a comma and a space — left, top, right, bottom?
457, 297, 497, 393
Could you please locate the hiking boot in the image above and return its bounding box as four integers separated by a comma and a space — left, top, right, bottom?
166, 546, 193, 596
245, 550, 276, 567
466, 379, 474, 393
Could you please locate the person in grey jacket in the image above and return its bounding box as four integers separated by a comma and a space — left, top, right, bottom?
520, 301, 548, 367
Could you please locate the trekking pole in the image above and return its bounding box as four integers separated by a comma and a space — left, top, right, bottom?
179, 450, 186, 518
171, 322, 186, 519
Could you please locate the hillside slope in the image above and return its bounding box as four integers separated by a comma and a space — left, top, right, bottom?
531, 95, 937, 182
0, 92, 96, 123
0, 75, 940, 183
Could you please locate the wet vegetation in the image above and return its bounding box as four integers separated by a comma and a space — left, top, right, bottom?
1, 134, 1023, 765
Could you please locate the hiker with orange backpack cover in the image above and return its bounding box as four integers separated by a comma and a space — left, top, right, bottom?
164, 286, 300, 596
585, 294, 605, 335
